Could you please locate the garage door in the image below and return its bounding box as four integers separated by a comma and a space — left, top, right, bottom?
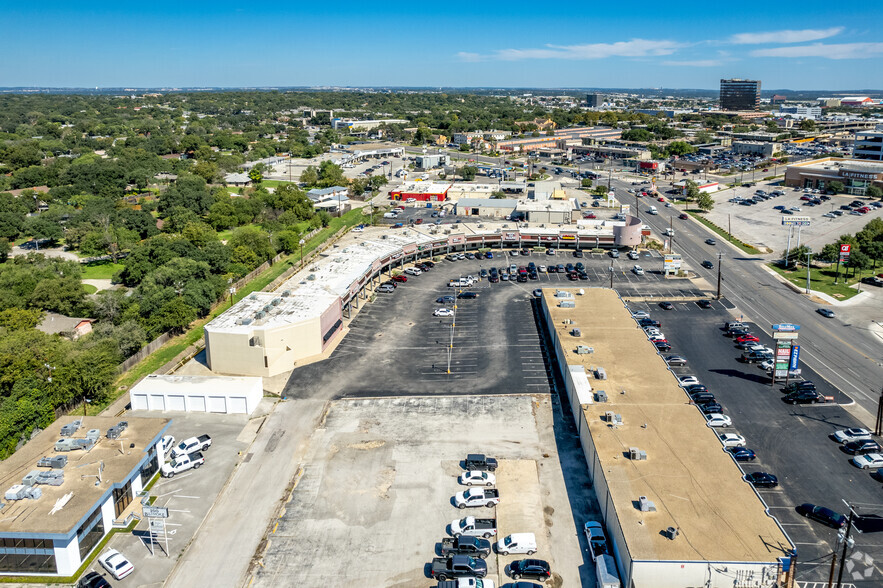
228, 397, 248, 414
167, 395, 186, 412
207, 396, 227, 413
189, 396, 207, 412
132, 394, 148, 411
148, 394, 166, 411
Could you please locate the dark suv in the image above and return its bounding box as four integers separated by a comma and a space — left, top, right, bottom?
509, 559, 552, 581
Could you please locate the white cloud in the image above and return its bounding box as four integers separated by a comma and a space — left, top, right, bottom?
661, 59, 723, 67
729, 27, 844, 45
751, 42, 883, 59
462, 39, 682, 62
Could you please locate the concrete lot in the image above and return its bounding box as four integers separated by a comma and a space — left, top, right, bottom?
704, 181, 883, 254
623, 300, 883, 585
251, 394, 594, 588
81, 410, 254, 587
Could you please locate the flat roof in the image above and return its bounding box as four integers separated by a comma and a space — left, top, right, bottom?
391, 182, 452, 194
788, 157, 883, 173
456, 198, 517, 208
0, 416, 169, 536
545, 288, 792, 563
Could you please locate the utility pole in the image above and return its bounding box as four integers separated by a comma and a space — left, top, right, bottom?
835, 507, 856, 588
609, 266, 614, 289
875, 385, 883, 436
716, 252, 723, 300
805, 250, 812, 294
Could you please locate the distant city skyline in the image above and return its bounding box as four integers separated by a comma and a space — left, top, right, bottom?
4, 1, 883, 90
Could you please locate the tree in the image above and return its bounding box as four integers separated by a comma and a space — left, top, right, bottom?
683, 180, 701, 203
317, 161, 346, 188
0, 238, 9, 263
867, 186, 882, 199
697, 192, 714, 211
459, 166, 478, 181
300, 166, 319, 186
150, 297, 197, 334
24, 214, 63, 243
581, 179, 592, 188
827, 181, 844, 194
159, 174, 213, 215
0, 308, 43, 331
666, 141, 697, 157
248, 167, 263, 185
780, 244, 810, 268
846, 250, 871, 277
799, 119, 816, 132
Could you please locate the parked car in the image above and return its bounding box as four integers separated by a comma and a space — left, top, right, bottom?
458, 292, 479, 299
459, 471, 496, 486
170, 435, 212, 459
455, 488, 500, 509
705, 414, 732, 428
450, 516, 497, 538
727, 447, 757, 462
508, 559, 551, 581
77, 572, 111, 588
784, 390, 826, 404
719, 434, 746, 447
583, 521, 609, 561
842, 440, 882, 455
631, 311, 650, 319
678, 375, 699, 386
98, 549, 134, 580
659, 302, 674, 310
377, 283, 395, 293
464, 454, 498, 471
391, 274, 407, 283
796, 504, 847, 529
161, 451, 204, 477
665, 355, 687, 366
851, 453, 883, 469
833, 428, 874, 444
745, 472, 778, 488
439, 536, 492, 558
495, 533, 537, 555
431, 555, 487, 581
437, 296, 455, 304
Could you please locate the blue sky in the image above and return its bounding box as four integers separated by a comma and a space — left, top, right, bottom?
3, 1, 882, 90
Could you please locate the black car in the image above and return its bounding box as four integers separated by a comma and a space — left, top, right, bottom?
782, 381, 815, 393
659, 302, 674, 310
509, 559, 552, 581
842, 440, 882, 455
654, 341, 672, 351
705, 238, 717, 245
745, 472, 778, 488
516, 274, 528, 283
457, 292, 479, 299
77, 573, 112, 588
521, 249, 531, 256
690, 392, 716, 405
574, 250, 584, 258
508, 583, 544, 588
796, 503, 847, 529
464, 454, 498, 471
685, 384, 708, 395
700, 402, 723, 414
639, 318, 660, 327
727, 447, 757, 462
784, 390, 824, 404
701, 260, 714, 269
696, 300, 712, 309
437, 296, 455, 303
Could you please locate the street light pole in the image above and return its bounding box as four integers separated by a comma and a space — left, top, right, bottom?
716, 252, 723, 300
835, 507, 856, 588
805, 249, 812, 294
299, 239, 306, 269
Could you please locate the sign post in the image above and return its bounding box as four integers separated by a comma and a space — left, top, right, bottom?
771, 324, 800, 386
143, 506, 170, 556
835, 244, 851, 284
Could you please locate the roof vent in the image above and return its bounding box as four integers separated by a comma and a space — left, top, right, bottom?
307, 274, 316, 281
271, 298, 282, 306
665, 526, 679, 540
240, 318, 253, 326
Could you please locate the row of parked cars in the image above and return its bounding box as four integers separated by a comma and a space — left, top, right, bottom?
636, 312, 782, 489
432, 455, 553, 587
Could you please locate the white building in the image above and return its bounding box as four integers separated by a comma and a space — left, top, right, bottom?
130, 374, 264, 414
779, 105, 822, 119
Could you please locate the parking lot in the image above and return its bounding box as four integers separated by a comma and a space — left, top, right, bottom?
84, 411, 255, 587
704, 182, 883, 254
624, 300, 883, 584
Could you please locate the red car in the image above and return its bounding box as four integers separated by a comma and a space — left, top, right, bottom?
583, 213, 597, 219
679, 213, 688, 220
735, 335, 759, 343
658, 197, 666, 202
391, 275, 407, 283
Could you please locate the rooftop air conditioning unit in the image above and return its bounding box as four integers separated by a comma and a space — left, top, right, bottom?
307, 274, 316, 281
629, 447, 647, 461
37, 456, 67, 469
240, 318, 253, 326
271, 298, 281, 306
59, 421, 82, 437
263, 305, 273, 313
249, 294, 258, 300
638, 496, 657, 512
281, 290, 291, 297
595, 367, 608, 380
666, 526, 679, 540
254, 311, 266, 320
86, 429, 101, 441
21, 471, 40, 487
595, 391, 608, 403
576, 345, 593, 355
571, 328, 581, 337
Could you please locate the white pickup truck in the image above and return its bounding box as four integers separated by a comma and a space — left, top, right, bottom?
454, 488, 500, 509
450, 517, 497, 538
448, 277, 475, 288
170, 435, 212, 459
161, 452, 204, 477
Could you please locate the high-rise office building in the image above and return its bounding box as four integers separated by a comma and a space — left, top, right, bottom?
586, 93, 604, 107
719, 79, 761, 111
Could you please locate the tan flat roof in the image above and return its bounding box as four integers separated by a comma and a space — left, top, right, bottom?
544, 288, 792, 563
0, 416, 169, 535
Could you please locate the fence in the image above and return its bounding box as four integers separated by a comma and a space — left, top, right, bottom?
115, 331, 174, 374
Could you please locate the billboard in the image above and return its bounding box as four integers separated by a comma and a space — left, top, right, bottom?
663, 254, 682, 271
839, 244, 851, 262
790, 346, 801, 370
782, 216, 811, 227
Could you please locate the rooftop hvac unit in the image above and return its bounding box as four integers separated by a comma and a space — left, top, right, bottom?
571, 328, 581, 337
559, 300, 575, 308
595, 391, 608, 403
21, 471, 40, 487
86, 429, 101, 441
106, 426, 123, 440
24, 487, 41, 500
665, 526, 679, 540
240, 318, 253, 326
595, 367, 608, 380
271, 298, 281, 306
59, 420, 82, 437
36, 470, 63, 486
381, 235, 388, 239
117, 421, 128, 432
37, 456, 67, 469
254, 311, 266, 320
307, 274, 316, 281
638, 496, 657, 512
281, 290, 291, 297
263, 305, 273, 313
629, 447, 647, 461
5, 485, 27, 501
249, 294, 258, 300
576, 345, 593, 355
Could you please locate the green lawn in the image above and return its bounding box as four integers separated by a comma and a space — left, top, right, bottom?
687, 212, 761, 254
82, 284, 98, 294
768, 263, 861, 300
110, 208, 365, 397
260, 179, 295, 188
80, 261, 125, 279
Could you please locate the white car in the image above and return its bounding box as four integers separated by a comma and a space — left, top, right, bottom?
433, 308, 454, 317
719, 434, 746, 447
159, 435, 175, 456
833, 428, 874, 444
758, 359, 775, 371
351, 226, 364, 232
404, 267, 422, 276
538, 265, 547, 272
706, 414, 732, 428
631, 311, 650, 319
628, 250, 640, 260
678, 376, 700, 386
852, 453, 883, 469
98, 549, 134, 580
632, 265, 644, 276
648, 334, 667, 343
459, 470, 496, 487
644, 327, 662, 337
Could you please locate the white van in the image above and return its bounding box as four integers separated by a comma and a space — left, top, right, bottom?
495, 532, 537, 555
383, 212, 398, 219
405, 198, 417, 204
648, 206, 658, 215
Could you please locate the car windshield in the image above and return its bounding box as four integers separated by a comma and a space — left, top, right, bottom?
504, 536, 513, 545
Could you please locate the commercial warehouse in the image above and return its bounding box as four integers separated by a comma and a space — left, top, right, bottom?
540, 288, 795, 588
204, 220, 643, 377
130, 374, 263, 415
0, 417, 170, 576
784, 157, 883, 195
389, 182, 452, 202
